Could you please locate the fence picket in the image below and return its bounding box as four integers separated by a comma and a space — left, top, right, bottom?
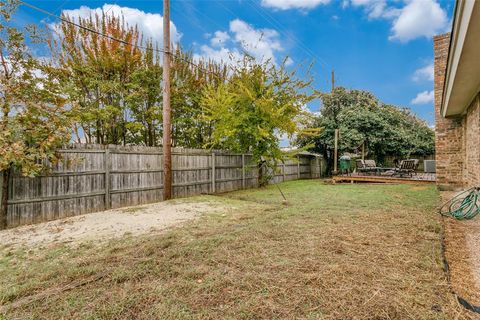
5, 144, 323, 228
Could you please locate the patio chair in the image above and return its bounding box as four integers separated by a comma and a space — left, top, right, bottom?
356, 159, 368, 174
393, 159, 418, 177
412, 159, 420, 171
356, 159, 365, 170
356, 159, 382, 175
365, 159, 385, 175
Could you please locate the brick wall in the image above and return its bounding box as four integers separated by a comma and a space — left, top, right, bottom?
463, 94, 480, 188
433, 33, 465, 190
434, 33, 480, 189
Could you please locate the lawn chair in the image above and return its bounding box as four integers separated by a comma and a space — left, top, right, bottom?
365, 159, 385, 175
356, 159, 368, 174
356, 159, 382, 175
393, 159, 418, 177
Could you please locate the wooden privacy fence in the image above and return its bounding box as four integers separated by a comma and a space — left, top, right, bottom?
4, 144, 324, 228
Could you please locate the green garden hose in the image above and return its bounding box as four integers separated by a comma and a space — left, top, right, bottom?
439, 187, 480, 220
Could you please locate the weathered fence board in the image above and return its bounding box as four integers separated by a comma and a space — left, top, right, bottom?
5, 145, 324, 228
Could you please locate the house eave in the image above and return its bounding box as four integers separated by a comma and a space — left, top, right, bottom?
441, 0, 480, 118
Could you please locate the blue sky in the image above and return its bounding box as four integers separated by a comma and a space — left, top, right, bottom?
15, 0, 455, 125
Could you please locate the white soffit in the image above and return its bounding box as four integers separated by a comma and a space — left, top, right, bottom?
442, 0, 480, 117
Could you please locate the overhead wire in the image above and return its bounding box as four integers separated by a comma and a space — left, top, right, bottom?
53, 0, 71, 14
18, 0, 316, 191
18, 0, 229, 146
246, 0, 330, 69
245, 0, 338, 92
19, 0, 228, 82
20, 0, 330, 89
178, 1, 249, 64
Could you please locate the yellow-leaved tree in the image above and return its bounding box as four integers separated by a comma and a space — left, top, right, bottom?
201, 57, 318, 186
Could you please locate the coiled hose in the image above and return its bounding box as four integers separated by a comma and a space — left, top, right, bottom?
439, 187, 480, 220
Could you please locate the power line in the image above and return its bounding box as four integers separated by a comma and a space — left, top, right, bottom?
51, 2, 117, 67
247, 0, 330, 69
53, 0, 71, 14
20, 0, 323, 87
176, 1, 246, 63
19, 1, 228, 81
245, 0, 336, 91
104, 3, 116, 15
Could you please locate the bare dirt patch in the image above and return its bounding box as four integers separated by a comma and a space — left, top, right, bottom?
441, 191, 480, 307
0, 197, 227, 248
0, 182, 474, 319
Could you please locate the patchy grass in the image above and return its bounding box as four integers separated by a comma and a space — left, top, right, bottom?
0, 180, 473, 319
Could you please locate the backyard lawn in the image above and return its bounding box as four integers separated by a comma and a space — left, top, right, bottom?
0, 180, 474, 319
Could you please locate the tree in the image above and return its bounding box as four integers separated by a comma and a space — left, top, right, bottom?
126, 41, 162, 146
297, 87, 435, 173
52, 12, 142, 145
53, 12, 229, 147
201, 57, 316, 185
0, 0, 72, 229
170, 48, 228, 148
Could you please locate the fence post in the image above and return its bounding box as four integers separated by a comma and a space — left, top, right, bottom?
316, 157, 320, 178
297, 155, 300, 179
318, 156, 323, 179
283, 161, 286, 181
211, 152, 216, 193
309, 157, 314, 179
311, 157, 318, 179
104, 148, 111, 209
242, 154, 245, 189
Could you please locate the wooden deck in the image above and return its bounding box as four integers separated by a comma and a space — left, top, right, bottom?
332, 172, 436, 185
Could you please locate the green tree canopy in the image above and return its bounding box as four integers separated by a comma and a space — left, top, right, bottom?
297, 87, 434, 171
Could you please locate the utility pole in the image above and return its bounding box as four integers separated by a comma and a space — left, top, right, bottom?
333, 129, 339, 175
162, 0, 172, 200
332, 69, 338, 175
331, 69, 335, 92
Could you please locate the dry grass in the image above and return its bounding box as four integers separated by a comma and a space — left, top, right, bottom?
0, 181, 475, 319
441, 191, 480, 307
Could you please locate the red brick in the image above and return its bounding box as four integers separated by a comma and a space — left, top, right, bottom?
434, 33, 480, 189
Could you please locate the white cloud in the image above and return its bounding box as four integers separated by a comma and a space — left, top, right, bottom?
285, 57, 294, 66
351, 0, 398, 19
55, 4, 181, 46
261, 0, 330, 10
351, 0, 384, 18
351, 0, 448, 42
411, 90, 434, 105
389, 0, 448, 42
195, 19, 287, 66
230, 19, 282, 63
412, 62, 434, 82
195, 45, 242, 65
210, 31, 230, 47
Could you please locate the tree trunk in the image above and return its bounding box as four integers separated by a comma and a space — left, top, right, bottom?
323, 146, 333, 177
0, 168, 10, 230
258, 161, 267, 187
147, 122, 154, 146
